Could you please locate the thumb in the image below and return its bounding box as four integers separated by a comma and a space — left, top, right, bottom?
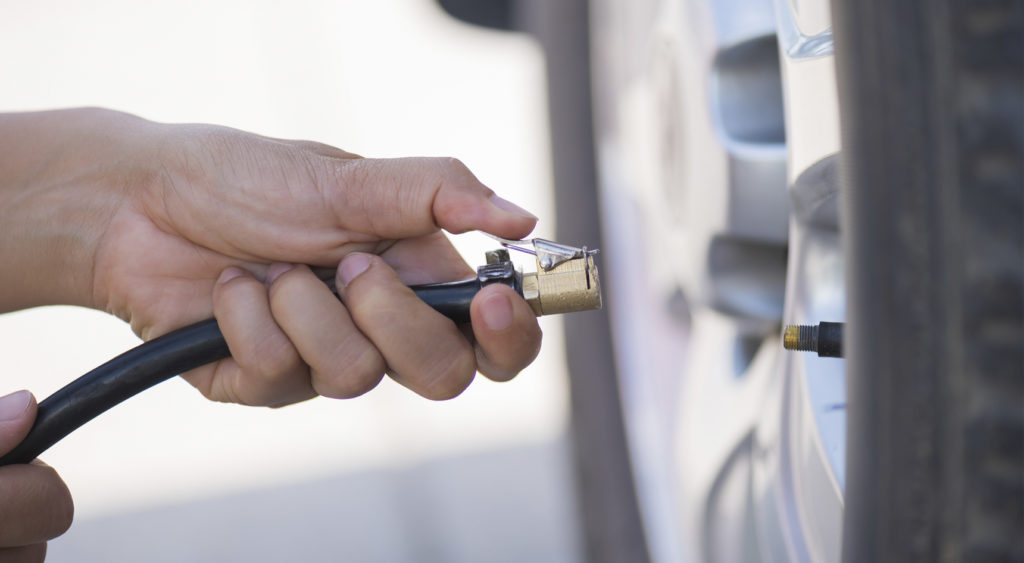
0, 391, 36, 456
328, 157, 538, 240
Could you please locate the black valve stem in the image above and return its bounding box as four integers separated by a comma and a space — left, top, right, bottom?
783, 322, 844, 358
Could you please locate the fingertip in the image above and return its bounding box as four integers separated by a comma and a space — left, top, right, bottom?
470, 194, 537, 240
478, 291, 514, 332
470, 285, 542, 382
415, 352, 478, 401
265, 263, 297, 285
332, 156, 539, 239
0, 391, 36, 454
489, 194, 538, 221
336, 253, 374, 288
0, 391, 34, 423
487, 194, 538, 239
217, 267, 249, 285
430, 162, 537, 238
491, 216, 538, 241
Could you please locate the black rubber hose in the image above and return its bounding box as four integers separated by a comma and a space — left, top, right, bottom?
409, 279, 481, 324
0, 319, 228, 466
0, 277, 511, 466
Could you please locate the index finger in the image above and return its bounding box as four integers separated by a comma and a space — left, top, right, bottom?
325, 156, 537, 240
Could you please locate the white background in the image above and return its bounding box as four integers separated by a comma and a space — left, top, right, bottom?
0, 1, 579, 560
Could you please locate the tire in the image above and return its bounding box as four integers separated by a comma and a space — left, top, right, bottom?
833, 0, 1024, 561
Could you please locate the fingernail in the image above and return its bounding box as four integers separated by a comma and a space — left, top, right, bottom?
337, 253, 372, 287
266, 263, 295, 284
0, 390, 32, 423
481, 292, 514, 331
217, 267, 247, 285
490, 194, 538, 220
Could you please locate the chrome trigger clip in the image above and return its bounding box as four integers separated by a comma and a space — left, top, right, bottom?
484, 234, 600, 272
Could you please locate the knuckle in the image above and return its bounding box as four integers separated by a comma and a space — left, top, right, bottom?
51, 494, 74, 539
231, 378, 284, 408
183, 366, 224, 402
200, 362, 274, 407
294, 150, 328, 193
19, 543, 47, 562
336, 159, 377, 207
217, 270, 261, 300
210, 366, 252, 406
440, 156, 471, 177
247, 334, 302, 383
187, 363, 289, 407
39, 466, 74, 539
235, 358, 312, 407
515, 322, 544, 366
266, 266, 304, 302
345, 276, 405, 320
298, 140, 354, 160
420, 348, 477, 401
196, 385, 231, 404
313, 340, 386, 399
476, 352, 518, 383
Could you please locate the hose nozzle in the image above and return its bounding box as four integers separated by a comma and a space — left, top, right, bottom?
486, 236, 602, 316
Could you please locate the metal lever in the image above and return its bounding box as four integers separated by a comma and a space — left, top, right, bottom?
409, 236, 602, 321
482, 235, 603, 316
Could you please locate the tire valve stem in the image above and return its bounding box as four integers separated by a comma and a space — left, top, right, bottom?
783, 322, 844, 358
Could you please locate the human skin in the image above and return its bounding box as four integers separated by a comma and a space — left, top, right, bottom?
0, 108, 543, 558
0, 391, 72, 561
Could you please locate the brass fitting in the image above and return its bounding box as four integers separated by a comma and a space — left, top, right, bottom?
486, 236, 603, 317
521, 251, 602, 316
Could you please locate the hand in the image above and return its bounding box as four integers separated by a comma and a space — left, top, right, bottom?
0, 108, 543, 405
0, 391, 74, 562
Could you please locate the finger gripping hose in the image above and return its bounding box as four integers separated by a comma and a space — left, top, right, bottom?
0, 278, 504, 466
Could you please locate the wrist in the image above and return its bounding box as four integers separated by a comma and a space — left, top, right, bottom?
0, 108, 153, 312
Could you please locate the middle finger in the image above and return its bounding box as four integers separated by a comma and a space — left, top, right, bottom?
268, 264, 386, 399
335, 253, 477, 400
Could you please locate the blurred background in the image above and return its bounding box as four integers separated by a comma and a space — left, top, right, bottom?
0, 1, 588, 560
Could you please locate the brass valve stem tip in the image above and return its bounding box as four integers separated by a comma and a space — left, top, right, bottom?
783, 325, 818, 351
783, 322, 844, 358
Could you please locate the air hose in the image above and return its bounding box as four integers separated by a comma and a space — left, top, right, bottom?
0, 240, 601, 466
